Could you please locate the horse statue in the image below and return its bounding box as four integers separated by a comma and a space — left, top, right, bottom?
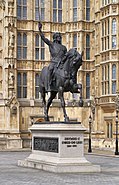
39, 48, 83, 122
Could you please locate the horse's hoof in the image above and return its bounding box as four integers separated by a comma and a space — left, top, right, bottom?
79, 99, 83, 107
64, 117, 70, 122
44, 116, 50, 122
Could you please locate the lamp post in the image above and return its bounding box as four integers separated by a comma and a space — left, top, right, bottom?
88, 114, 92, 153
115, 110, 119, 155
115, 91, 119, 155
87, 94, 96, 153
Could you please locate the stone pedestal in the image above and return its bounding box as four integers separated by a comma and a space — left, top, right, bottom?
18, 122, 100, 173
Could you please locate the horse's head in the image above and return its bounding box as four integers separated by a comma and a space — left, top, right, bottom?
65, 48, 83, 67
64, 49, 83, 77
72, 49, 83, 69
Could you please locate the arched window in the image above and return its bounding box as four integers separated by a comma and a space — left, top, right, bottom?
102, 38, 104, 51
104, 66, 107, 94
112, 18, 116, 34
112, 64, 116, 94
17, 0, 27, 20
86, 0, 90, 21
102, 66, 104, 95
112, 64, 116, 79
105, 0, 107, 5
108, 19, 110, 34
86, 73, 90, 99
17, 33, 21, 59
105, 66, 107, 80
41, 39, 45, 60
17, 72, 27, 98
73, 34, 77, 49
112, 36, 116, 49
23, 73, 27, 98
102, 22, 104, 36
105, 21, 106, 35
23, 33, 27, 59
102, 0, 111, 5
35, 34, 45, 60
17, 73, 21, 98
102, 65, 110, 95
112, 0, 117, 3
53, 0, 62, 22
86, 34, 90, 60
17, 33, 21, 44
35, 73, 39, 99
112, 19, 116, 49
73, 0, 77, 21
17, 33, 27, 59
35, 34, 39, 47
102, 66, 104, 81
35, 34, 39, 60
35, 0, 45, 21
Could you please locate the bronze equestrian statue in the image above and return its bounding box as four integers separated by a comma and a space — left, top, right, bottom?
38, 22, 83, 122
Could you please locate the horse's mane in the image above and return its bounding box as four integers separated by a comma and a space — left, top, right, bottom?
60, 48, 82, 75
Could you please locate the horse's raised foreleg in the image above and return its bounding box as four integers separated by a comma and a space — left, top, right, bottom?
46, 91, 57, 121
58, 88, 69, 122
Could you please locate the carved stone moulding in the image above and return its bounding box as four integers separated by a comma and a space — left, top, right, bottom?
6, 58, 15, 68
0, 0, 5, 10
7, 17, 16, 27
100, 96, 109, 103
8, 0, 14, 3
112, 6, 117, 13
5, 94, 18, 108
8, 0, 14, 16
11, 105, 17, 115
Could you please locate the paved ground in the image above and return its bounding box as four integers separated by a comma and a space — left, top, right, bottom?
0, 151, 119, 185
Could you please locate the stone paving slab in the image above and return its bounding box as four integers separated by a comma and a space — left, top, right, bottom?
0, 151, 119, 185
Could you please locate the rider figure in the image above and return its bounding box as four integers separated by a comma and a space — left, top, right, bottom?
38, 22, 67, 88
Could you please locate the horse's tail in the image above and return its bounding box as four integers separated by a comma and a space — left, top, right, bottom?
39, 66, 48, 92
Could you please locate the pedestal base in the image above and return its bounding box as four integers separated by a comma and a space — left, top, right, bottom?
18, 155, 100, 173
18, 122, 100, 173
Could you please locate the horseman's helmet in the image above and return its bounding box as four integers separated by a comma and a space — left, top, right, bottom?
53, 32, 62, 42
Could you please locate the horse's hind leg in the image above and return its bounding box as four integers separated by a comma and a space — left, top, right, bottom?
78, 83, 83, 107
46, 91, 57, 121
58, 88, 69, 122
40, 87, 48, 121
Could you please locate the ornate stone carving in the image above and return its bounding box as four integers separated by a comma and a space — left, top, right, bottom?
11, 105, 17, 114
8, 0, 14, 16
5, 93, 18, 107
9, 71, 14, 87
0, 0, 6, 10
8, 69, 15, 98
8, 23, 15, 57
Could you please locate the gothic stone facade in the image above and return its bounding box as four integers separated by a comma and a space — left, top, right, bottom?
0, 0, 119, 149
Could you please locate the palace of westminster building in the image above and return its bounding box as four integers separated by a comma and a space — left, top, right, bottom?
0, 0, 118, 150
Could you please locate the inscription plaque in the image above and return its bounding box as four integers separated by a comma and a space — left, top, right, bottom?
62, 137, 83, 148
34, 137, 58, 153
